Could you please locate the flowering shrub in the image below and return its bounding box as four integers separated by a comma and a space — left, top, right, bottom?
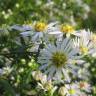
0, 21, 96, 96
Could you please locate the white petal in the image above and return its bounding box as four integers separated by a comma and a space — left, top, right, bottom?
62, 68, 70, 82
48, 67, 56, 80
48, 31, 62, 35
61, 38, 69, 50
39, 64, 49, 70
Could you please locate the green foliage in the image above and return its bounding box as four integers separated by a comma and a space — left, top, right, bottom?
0, 79, 16, 96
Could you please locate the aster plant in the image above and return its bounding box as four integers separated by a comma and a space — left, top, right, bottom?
0, 21, 96, 96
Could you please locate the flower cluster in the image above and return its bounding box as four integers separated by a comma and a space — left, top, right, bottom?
9, 21, 96, 95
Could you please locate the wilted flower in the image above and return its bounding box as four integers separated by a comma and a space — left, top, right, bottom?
79, 81, 91, 92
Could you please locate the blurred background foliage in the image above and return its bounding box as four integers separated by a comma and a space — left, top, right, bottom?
0, 0, 96, 30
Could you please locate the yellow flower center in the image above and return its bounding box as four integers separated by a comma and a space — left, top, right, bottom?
61, 25, 75, 34
69, 89, 76, 95
80, 46, 88, 54
51, 51, 67, 68
35, 22, 47, 32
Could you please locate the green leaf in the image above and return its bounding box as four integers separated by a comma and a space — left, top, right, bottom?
0, 79, 16, 96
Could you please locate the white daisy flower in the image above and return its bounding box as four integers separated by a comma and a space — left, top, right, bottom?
65, 83, 87, 96
73, 30, 95, 56
38, 38, 84, 82
50, 24, 81, 38
58, 83, 88, 96
65, 83, 79, 96
83, 29, 96, 57
60, 24, 76, 37
20, 21, 59, 42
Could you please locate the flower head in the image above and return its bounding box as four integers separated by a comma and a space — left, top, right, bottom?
38, 38, 84, 81
87, 31, 96, 54
73, 30, 95, 56
58, 83, 89, 96
51, 24, 81, 38
91, 33, 96, 45
65, 83, 87, 96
